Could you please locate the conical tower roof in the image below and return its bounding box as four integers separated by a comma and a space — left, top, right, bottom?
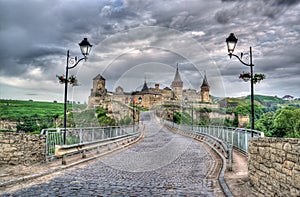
93, 74, 105, 80
173, 64, 183, 83
201, 75, 209, 87
141, 80, 149, 92
201, 74, 210, 93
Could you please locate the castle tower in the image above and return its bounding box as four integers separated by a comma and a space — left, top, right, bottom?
92, 74, 107, 97
200, 74, 211, 103
88, 74, 107, 108
171, 64, 183, 100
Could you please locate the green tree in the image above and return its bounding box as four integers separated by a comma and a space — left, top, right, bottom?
17, 118, 39, 133
119, 115, 132, 126
234, 104, 265, 119
255, 112, 275, 137
197, 115, 210, 126
96, 107, 116, 126
224, 117, 234, 127
181, 112, 192, 125
173, 112, 182, 124
273, 107, 300, 138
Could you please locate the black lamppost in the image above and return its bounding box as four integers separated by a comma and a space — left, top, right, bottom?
226, 33, 255, 136
184, 97, 194, 130
63, 38, 92, 144
172, 92, 175, 127
191, 102, 194, 130
138, 97, 142, 123
131, 94, 135, 133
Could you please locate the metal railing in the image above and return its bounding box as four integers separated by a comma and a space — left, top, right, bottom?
41, 124, 139, 157
163, 120, 264, 154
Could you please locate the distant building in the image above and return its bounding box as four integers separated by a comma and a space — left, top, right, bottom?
282, 95, 294, 100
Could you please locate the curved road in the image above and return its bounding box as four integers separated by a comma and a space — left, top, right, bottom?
2, 112, 224, 196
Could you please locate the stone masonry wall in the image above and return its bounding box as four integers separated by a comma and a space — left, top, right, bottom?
248, 138, 300, 196
0, 132, 46, 165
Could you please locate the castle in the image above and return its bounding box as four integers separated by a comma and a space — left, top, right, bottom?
88, 65, 211, 109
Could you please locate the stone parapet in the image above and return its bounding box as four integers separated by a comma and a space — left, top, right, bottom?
248, 137, 300, 196
0, 132, 46, 165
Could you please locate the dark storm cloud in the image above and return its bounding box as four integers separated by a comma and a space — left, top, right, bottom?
273, 0, 300, 6
221, 0, 300, 5
216, 0, 300, 24
0, 0, 299, 101
0, 0, 103, 78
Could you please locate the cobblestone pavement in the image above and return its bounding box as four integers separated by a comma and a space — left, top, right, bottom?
1, 112, 224, 196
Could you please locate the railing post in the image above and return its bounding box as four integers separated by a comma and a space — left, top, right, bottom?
226, 128, 229, 143
228, 144, 233, 171
245, 130, 248, 153
62, 155, 67, 165
82, 150, 87, 158
238, 130, 240, 150
45, 130, 49, 159
231, 129, 234, 145
222, 127, 225, 141
80, 128, 83, 143
92, 128, 95, 142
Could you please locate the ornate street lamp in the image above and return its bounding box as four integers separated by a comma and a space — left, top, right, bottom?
226, 33, 238, 56
62, 38, 92, 144
226, 33, 263, 137
226, 33, 265, 137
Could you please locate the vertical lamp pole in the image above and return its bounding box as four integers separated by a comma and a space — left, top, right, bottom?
226, 33, 255, 137
63, 38, 92, 144
191, 101, 194, 130
172, 92, 175, 127
138, 97, 142, 123
131, 94, 135, 133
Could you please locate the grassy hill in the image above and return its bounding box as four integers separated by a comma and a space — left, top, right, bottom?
0, 99, 87, 122
0, 99, 87, 133
245, 95, 284, 104
225, 95, 286, 106
0, 100, 64, 121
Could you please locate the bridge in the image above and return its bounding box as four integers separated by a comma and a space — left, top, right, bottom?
2, 111, 296, 196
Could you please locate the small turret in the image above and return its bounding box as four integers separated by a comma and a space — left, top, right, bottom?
171, 64, 183, 100
200, 74, 210, 102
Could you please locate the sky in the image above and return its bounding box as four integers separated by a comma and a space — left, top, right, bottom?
0, 0, 299, 103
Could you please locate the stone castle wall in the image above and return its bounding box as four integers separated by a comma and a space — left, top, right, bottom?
248, 138, 300, 196
0, 132, 46, 165
0, 120, 17, 131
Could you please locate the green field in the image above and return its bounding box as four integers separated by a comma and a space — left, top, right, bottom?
0, 100, 87, 133
0, 100, 81, 121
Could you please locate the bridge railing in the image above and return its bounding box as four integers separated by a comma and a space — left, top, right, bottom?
41, 124, 139, 157
163, 120, 264, 154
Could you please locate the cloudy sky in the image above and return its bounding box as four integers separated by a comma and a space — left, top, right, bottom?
0, 0, 299, 103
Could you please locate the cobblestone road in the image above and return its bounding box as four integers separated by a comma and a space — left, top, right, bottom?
2, 112, 224, 196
